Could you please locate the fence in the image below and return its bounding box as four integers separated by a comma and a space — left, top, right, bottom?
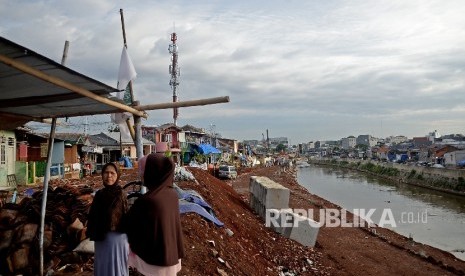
15, 161, 65, 185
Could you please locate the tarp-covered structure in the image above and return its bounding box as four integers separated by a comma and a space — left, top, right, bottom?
0, 36, 145, 275
195, 143, 221, 154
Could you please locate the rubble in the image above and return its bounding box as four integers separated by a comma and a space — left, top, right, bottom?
0, 184, 94, 275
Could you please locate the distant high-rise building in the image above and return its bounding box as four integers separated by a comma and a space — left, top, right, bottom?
356, 135, 378, 147
427, 130, 441, 142
269, 137, 289, 149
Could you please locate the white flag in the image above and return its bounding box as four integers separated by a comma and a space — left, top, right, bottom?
113, 46, 137, 140
117, 46, 137, 98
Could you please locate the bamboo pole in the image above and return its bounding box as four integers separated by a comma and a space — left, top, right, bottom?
137, 96, 230, 111
39, 118, 56, 276
120, 8, 143, 159
40, 40, 70, 276
61, 41, 70, 65
0, 96, 230, 121
0, 54, 147, 118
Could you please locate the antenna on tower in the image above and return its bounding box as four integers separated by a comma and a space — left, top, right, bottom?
168, 26, 180, 125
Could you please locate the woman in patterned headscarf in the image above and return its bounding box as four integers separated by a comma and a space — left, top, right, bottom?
124, 153, 184, 275
87, 162, 129, 276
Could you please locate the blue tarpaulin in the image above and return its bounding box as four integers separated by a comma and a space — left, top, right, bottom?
457, 159, 465, 167
196, 143, 221, 154
119, 156, 133, 168
175, 184, 224, 227
179, 200, 224, 227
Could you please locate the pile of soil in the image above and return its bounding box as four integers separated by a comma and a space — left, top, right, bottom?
178, 167, 327, 275
229, 166, 465, 276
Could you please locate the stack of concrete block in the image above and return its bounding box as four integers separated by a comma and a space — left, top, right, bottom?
249, 176, 290, 219
249, 176, 320, 247
266, 209, 320, 247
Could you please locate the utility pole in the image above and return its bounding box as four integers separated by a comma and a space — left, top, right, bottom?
169, 31, 180, 125
266, 129, 270, 151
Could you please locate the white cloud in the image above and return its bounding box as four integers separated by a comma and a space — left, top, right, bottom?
2, 0, 465, 143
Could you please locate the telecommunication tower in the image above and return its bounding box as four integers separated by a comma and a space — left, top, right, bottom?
168, 32, 180, 125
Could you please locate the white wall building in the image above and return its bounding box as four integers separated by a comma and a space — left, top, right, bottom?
341, 136, 356, 149
444, 150, 465, 167
389, 135, 408, 145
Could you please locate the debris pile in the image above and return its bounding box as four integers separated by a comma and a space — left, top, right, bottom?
0, 184, 94, 275
174, 165, 196, 182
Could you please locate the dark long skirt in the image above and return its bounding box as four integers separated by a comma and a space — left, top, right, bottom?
94, 232, 129, 276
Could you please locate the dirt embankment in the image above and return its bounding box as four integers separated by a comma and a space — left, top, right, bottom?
230, 165, 465, 276
2, 165, 465, 275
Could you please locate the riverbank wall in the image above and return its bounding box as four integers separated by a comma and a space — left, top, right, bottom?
307, 158, 465, 196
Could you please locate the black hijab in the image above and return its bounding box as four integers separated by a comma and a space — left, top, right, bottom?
87, 162, 128, 241
144, 153, 175, 193
124, 153, 184, 266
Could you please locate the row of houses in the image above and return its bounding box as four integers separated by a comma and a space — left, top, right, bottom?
0, 124, 239, 189
370, 144, 465, 167
298, 134, 465, 167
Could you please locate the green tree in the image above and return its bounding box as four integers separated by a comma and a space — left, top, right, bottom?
276, 143, 286, 152
355, 144, 369, 151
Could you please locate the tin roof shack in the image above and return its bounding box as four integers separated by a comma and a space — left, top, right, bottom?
92, 132, 155, 163
88, 132, 122, 172
0, 35, 148, 275
181, 124, 208, 144
54, 133, 86, 164
106, 132, 155, 158
29, 132, 87, 179
11, 130, 66, 184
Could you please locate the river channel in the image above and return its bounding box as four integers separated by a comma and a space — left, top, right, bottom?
296, 164, 465, 261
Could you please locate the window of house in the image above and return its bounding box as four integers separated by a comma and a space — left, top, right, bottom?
40, 143, 48, 158
163, 133, 172, 143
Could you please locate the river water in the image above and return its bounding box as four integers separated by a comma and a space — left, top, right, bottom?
296, 164, 465, 261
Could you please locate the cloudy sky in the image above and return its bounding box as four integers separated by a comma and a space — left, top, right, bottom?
2, 0, 465, 144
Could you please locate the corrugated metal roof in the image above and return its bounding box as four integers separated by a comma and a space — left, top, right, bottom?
89, 133, 119, 146
0, 36, 126, 129
104, 132, 155, 145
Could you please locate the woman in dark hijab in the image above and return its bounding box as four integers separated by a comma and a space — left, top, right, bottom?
124, 153, 184, 275
87, 162, 129, 276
